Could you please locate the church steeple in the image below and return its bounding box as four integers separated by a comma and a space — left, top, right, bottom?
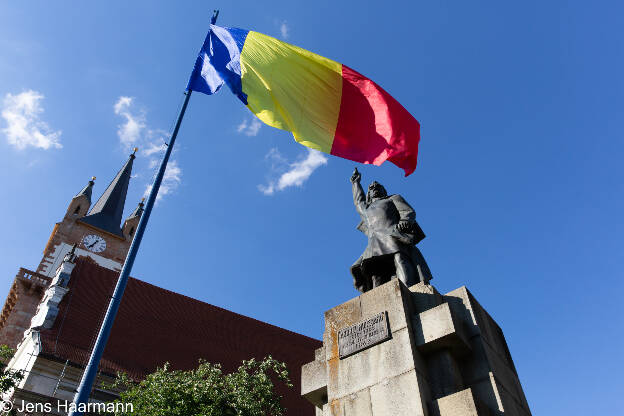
122, 198, 144, 240
65, 177, 95, 219
128, 198, 145, 219
80, 151, 136, 238
75, 177, 95, 203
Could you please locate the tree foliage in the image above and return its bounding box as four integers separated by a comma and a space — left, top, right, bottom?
111, 356, 292, 416
0, 344, 23, 394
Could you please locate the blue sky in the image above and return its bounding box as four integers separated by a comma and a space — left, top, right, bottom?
1, 1, 622, 413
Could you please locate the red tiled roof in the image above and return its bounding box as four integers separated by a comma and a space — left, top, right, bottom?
39, 257, 321, 415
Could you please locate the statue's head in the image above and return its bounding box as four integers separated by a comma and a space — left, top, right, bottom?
367, 181, 387, 203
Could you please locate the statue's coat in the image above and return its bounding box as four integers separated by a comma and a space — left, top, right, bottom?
350, 180, 432, 292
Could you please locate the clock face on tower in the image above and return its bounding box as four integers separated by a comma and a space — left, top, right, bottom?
82, 234, 107, 253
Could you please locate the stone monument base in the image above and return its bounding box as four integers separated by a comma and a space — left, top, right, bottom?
301, 280, 531, 416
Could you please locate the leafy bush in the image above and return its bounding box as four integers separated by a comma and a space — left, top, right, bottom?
111, 356, 292, 416
0, 345, 23, 395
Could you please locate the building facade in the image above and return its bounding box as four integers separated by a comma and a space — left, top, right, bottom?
0, 153, 139, 350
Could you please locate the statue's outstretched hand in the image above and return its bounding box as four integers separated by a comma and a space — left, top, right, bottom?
350, 168, 361, 183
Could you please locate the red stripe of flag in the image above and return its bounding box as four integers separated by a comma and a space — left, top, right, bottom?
331, 65, 420, 176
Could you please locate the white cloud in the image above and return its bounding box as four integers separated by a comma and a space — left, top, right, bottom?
143, 160, 182, 202
114, 96, 146, 148
280, 21, 290, 39
259, 147, 327, 195
264, 147, 288, 168
113, 96, 132, 114
143, 129, 169, 156
2, 90, 62, 150
143, 141, 166, 156
236, 117, 262, 136
114, 96, 181, 202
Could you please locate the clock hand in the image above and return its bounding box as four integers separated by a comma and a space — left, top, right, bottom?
87, 241, 98, 249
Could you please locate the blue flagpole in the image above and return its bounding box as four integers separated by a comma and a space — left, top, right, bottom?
68, 90, 192, 416
68, 11, 219, 414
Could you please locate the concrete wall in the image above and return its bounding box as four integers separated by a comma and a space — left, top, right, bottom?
302, 280, 532, 416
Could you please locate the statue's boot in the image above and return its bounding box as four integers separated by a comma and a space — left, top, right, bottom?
371, 275, 384, 289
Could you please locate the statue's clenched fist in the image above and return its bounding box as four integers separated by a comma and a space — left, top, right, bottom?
396, 221, 414, 234
350, 167, 361, 184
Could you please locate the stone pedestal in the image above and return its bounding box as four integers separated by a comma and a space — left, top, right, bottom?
301, 280, 531, 416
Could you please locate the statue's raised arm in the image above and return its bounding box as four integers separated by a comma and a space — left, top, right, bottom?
350, 168, 365, 214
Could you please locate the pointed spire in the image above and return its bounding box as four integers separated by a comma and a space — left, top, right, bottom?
75, 177, 95, 204
80, 152, 136, 237
128, 198, 145, 219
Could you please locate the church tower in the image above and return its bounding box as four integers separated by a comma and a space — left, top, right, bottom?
37, 151, 141, 276
0, 153, 143, 348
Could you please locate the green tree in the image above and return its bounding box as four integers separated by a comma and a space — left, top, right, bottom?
111, 356, 292, 416
0, 344, 23, 394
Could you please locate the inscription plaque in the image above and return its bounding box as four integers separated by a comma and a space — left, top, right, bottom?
338, 311, 391, 359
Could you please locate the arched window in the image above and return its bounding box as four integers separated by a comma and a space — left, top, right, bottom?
129, 227, 135, 237
73, 205, 81, 215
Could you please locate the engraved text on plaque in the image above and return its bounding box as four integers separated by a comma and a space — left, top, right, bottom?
338, 311, 390, 359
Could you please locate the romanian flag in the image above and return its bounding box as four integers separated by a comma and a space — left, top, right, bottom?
188, 25, 421, 176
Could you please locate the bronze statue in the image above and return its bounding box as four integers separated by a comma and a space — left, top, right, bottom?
350, 168, 432, 293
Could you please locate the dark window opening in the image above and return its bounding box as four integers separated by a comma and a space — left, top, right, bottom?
73, 205, 81, 215
129, 227, 135, 236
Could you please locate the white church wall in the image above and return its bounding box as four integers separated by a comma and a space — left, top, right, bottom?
41, 243, 121, 277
